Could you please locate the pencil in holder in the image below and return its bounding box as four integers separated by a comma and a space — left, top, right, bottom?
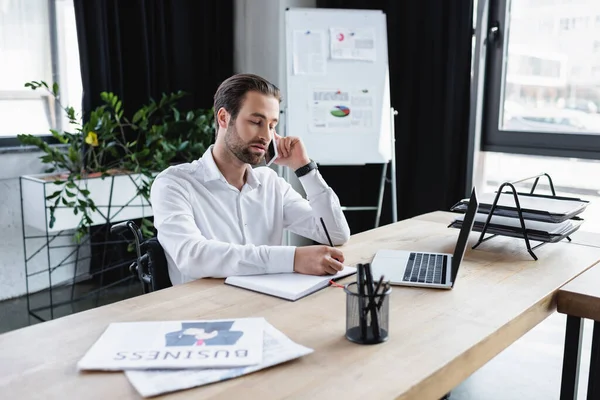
344, 281, 391, 344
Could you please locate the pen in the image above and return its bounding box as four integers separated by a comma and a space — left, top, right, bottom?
376, 282, 390, 310
364, 263, 380, 340
374, 275, 384, 298
320, 217, 343, 265
356, 263, 368, 341
320, 217, 334, 247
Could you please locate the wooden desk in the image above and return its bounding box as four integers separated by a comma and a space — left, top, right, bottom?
3, 211, 600, 400
558, 264, 600, 320
558, 265, 600, 400
569, 230, 600, 249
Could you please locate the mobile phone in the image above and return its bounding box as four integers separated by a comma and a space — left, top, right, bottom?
264, 139, 278, 166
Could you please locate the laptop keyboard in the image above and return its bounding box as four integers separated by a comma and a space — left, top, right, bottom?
403, 253, 447, 284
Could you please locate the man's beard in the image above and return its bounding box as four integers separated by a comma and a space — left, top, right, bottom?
224, 123, 265, 165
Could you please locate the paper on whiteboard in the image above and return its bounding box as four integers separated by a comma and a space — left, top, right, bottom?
293, 29, 326, 75
329, 28, 376, 62
125, 322, 314, 398
309, 88, 374, 133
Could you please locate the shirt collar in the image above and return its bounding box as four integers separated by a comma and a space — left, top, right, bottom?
201, 146, 224, 183
201, 145, 262, 189
245, 165, 262, 189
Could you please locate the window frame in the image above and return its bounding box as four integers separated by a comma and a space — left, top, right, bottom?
482, 0, 600, 160
0, 0, 63, 148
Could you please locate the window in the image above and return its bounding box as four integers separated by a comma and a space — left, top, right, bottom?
560, 16, 591, 31
559, 18, 572, 31
539, 18, 555, 34
0, 0, 82, 147
483, 0, 600, 159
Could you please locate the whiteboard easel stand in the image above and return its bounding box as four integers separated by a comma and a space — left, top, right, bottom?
339, 107, 398, 227
390, 107, 398, 223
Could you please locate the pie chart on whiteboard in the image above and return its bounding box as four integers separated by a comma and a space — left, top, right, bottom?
330, 105, 350, 118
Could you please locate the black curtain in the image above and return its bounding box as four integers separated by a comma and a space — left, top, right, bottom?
74, 0, 234, 117
73, 0, 234, 284
316, 0, 474, 232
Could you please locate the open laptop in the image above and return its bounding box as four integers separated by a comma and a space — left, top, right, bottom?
371, 188, 479, 289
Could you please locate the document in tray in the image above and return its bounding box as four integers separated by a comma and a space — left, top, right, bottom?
455, 213, 581, 235
125, 322, 314, 398
461, 192, 588, 218
225, 266, 356, 301
77, 318, 265, 371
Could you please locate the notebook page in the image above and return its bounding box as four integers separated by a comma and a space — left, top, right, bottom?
225, 266, 356, 300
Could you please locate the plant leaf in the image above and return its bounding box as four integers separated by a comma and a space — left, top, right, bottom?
45, 191, 61, 200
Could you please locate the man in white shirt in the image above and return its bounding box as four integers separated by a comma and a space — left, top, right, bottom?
151, 73, 351, 285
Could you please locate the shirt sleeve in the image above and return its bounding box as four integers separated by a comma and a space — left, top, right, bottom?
151, 174, 295, 280
280, 169, 351, 245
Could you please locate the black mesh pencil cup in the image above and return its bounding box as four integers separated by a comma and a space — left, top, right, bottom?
344, 281, 391, 344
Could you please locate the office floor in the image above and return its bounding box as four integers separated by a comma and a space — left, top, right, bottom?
0, 279, 142, 334
0, 285, 590, 399
452, 312, 592, 400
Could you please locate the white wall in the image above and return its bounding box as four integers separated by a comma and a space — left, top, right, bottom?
0, 150, 90, 301
234, 0, 317, 87
234, 0, 317, 247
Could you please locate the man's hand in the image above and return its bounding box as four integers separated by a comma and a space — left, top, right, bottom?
293, 246, 345, 276
273, 132, 310, 171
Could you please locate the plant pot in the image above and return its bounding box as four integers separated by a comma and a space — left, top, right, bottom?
20, 172, 153, 233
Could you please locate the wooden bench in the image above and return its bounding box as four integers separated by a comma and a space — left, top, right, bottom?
558, 264, 600, 400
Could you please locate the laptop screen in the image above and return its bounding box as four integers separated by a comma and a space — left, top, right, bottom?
451, 188, 479, 284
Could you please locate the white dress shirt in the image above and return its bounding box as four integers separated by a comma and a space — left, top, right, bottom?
150, 146, 351, 285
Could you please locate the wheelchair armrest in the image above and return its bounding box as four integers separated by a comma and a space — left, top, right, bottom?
111, 220, 144, 247
110, 221, 132, 236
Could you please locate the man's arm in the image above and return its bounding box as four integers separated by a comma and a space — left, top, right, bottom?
151, 174, 295, 279
274, 133, 351, 245
279, 170, 351, 245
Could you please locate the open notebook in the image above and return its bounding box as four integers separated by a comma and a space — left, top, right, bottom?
224, 266, 356, 301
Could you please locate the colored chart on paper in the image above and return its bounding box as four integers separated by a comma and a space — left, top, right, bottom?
330, 105, 350, 117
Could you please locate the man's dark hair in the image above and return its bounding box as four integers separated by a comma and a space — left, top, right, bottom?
213, 74, 281, 137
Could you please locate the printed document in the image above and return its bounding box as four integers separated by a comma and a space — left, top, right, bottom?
77, 318, 265, 371
309, 88, 374, 133
293, 29, 326, 75
125, 322, 314, 397
329, 27, 376, 62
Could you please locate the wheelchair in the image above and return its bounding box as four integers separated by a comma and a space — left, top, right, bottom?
110, 220, 172, 294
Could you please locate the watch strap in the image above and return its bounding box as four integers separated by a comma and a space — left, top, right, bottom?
294, 160, 317, 178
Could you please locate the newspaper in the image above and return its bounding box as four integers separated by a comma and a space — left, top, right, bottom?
125, 322, 314, 398
77, 318, 265, 371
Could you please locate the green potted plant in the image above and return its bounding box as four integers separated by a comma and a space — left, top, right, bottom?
18, 81, 213, 241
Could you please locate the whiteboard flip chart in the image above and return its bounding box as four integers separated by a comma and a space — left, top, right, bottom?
286, 8, 391, 165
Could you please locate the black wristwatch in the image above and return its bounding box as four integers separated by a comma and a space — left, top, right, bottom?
294, 160, 318, 178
